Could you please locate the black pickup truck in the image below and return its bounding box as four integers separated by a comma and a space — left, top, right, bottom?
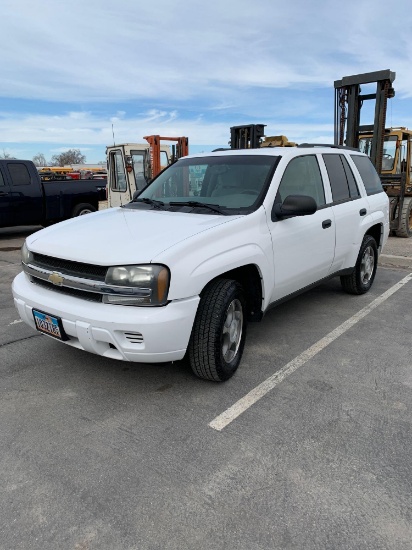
0, 159, 106, 228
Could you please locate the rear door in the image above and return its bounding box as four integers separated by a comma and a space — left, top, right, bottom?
321, 153, 369, 271
0, 164, 13, 227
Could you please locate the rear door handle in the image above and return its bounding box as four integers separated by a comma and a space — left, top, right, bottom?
0, 191, 9, 197
322, 219, 332, 229
360, 208, 367, 216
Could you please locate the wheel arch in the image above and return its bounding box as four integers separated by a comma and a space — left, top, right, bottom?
200, 264, 264, 322
365, 222, 383, 250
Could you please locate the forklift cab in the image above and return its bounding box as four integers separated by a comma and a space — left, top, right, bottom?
106, 144, 170, 208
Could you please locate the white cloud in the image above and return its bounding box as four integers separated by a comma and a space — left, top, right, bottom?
2, 0, 412, 102
1, 0, 412, 157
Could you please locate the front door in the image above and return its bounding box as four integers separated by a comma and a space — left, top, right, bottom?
7, 161, 44, 225
269, 155, 335, 302
0, 165, 12, 227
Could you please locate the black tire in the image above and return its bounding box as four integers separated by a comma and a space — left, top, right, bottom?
395, 197, 412, 238
188, 279, 247, 382
340, 235, 378, 295
72, 203, 96, 217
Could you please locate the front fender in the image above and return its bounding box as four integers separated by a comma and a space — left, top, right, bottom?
153, 211, 274, 307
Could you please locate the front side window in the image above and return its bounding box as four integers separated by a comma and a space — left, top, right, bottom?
278, 155, 325, 207
351, 155, 383, 196
110, 150, 127, 192
0, 169, 5, 186
133, 155, 278, 212
8, 163, 31, 186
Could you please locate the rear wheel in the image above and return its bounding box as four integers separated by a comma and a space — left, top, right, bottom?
395, 197, 412, 238
188, 279, 247, 382
340, 235, 378, 295
72, 203, 96, 217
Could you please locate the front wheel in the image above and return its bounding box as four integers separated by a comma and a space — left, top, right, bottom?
188, 279, 247, 382
340, 235, 378, 295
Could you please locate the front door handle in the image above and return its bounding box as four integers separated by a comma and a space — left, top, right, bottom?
322, 219, 332, 229
0, 191, 9, 197
360, 208, 367, 216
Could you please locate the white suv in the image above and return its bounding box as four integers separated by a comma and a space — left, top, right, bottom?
12, 146, 389, 381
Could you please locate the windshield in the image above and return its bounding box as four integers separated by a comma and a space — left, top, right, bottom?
358, 135, 397, 171
135, 155, 278, 212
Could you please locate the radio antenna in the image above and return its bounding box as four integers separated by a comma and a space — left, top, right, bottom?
112, 123, 116, 146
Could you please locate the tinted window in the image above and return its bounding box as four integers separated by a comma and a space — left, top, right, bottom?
323, 154, 350, 202
8, 163, 31, 186
0, 169, 5, 186
351, 155, 383, 195
341, 156, 360, 198
278, 155, 325, 207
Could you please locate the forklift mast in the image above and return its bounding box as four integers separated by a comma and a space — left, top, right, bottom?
144, 135, 189, 180
334, 70, 396, 173
230, 124, 266, 149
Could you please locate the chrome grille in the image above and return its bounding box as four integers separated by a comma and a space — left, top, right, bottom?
34, 277, 102, 302
32, 252, 107, 281
24, 256, 145, 305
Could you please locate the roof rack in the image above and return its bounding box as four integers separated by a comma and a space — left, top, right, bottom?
297, 143, 359, 151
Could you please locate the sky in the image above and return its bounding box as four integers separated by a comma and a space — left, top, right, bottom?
1, 0, 412, 164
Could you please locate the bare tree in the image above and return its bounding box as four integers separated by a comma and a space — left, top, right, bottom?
0, 149, 16, 159
32, 153, 48, 167
50, 149, 86, 166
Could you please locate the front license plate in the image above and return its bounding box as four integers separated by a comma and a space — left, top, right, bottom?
32, 309, 68, 340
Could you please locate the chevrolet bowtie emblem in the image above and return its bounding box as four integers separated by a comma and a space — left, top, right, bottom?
48, 272, 64, 286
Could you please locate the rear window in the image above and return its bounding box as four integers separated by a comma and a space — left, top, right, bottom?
350, 155, 383, 195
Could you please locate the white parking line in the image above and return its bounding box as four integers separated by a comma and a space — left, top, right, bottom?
8, 319, 23, 326
209, 272, 412, 431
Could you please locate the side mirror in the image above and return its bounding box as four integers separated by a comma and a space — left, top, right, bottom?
272, 194, 317, 220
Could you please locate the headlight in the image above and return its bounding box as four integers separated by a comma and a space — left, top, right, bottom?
21, 242, 33, 265
103, 264, 170, 306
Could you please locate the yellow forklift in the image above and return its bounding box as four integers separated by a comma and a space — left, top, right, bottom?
334, 70, 412, 237
358, 126, 412, 237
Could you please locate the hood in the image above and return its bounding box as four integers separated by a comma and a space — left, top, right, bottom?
27, 207, 239, 265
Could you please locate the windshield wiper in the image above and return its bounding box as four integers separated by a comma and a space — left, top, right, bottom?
134, 197, 165, 210
169, 201, 226, 215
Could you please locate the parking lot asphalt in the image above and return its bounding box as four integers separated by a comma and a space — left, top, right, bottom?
1, 226, 412, 550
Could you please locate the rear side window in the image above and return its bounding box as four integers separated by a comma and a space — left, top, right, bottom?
0, 169, 5, 186
323, 154, 359, 202
341, 156, 360, 198
7, 163, 31, 186
351, 155, 383, 195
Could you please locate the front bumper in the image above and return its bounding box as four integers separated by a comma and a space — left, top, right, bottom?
12, 272, 199, 363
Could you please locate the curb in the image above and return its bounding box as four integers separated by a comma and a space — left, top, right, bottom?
379, 253, 412, 270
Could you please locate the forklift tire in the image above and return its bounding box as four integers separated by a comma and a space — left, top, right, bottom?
395, 197, 412, 238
